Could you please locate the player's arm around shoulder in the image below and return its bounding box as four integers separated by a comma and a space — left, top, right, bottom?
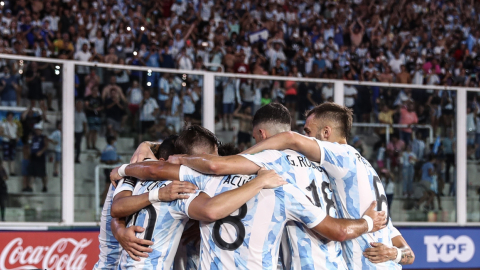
111, 181, 198, 218
110, 161, 181, 185
187, 169, 287, 222
312, 201, 387, 242
241, 131, 322, 162
168, 154, 261, 175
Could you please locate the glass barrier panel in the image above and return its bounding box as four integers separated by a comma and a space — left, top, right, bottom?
213, 75, 332, 149
0, 58, 63, 222
73, 64, 203, 222
347, 83, 457, 222
467, 91, 479, 222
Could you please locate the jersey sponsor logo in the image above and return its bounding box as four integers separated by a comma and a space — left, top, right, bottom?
424, 235, 475, 263
0, 232, 97, 270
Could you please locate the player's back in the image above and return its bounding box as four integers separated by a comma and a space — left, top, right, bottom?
241, 149, 347, 270
118, 180, 190, 270
313, 139, 399, 270
94, 184, 122, 270
179, 166, 326, 270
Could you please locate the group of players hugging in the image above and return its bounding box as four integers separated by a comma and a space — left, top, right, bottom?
93, 102, 415, 270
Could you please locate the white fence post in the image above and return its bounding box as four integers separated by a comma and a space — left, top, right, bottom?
334, 81, 344, 106
203, 73, 215, 133
456, 89, 467, 225
62, 61, 75, 225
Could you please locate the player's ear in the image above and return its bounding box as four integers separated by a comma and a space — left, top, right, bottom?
323, 126, 332, 139
260, 129, 268, 140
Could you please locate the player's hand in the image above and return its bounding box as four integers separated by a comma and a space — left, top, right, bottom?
256, 167, 288, 189
116, 226, 154, 261
110, 167, 122, 187
363, 201, 387, 232
130, 142, 157, 163
158, 181, 198, 201
363, 242, 397, 263
167, 154, 187, 165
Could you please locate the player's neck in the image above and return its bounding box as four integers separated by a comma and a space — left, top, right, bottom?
327, 136, 347, 145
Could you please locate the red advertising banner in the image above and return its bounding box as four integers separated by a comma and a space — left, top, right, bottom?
0, 231, 99, 270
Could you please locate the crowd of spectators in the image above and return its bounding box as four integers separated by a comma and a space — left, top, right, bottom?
1, 0, 480, 215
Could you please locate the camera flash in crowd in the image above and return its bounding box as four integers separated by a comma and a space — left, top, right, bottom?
127, 26, 131, 31
55, 65, 60, 70
140, 26, 145, 31
147, 82, 151, 87
0, 2, 5, 7
133, 51, 137, 56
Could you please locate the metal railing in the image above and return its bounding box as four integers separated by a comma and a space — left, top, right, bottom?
94, 164, 119, 220
0, 53, 476, 227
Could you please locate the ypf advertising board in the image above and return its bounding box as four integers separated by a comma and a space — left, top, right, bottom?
0, 231, 99, 270
400, 227, 480, 269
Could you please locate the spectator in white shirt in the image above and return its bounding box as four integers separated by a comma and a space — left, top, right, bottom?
0, 112, 18, 175
389, 51, 405, 74
158, 74, 170, 115
139, 89, 159, 142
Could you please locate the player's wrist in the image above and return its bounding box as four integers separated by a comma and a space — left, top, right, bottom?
149, 188, 161, 203
118, 164, 129, 177
393, 247, 402, 263
361, 215, 374, 232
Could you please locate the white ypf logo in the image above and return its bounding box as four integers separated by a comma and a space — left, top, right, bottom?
0, 237, 92, 270
424, 235, 475, 263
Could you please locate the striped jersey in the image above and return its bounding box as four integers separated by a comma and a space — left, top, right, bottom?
179, 165, 327, 270
114, 178, 195, 270
173, 221, 200, 270
240, 150, 347, 270
313, 139, 401, 270
93, 184, 122, 270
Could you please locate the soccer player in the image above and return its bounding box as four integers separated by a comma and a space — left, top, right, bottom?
238, 102, 414, 268
111, 130, 287, 269
93, 137, 196, 269
110, 137, 386, 269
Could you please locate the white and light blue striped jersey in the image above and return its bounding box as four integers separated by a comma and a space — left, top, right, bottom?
313, 139, 401, 270
179, 165, 327, 270
173, 226, 200, 270
93, 184, 122, 270
115, 179, 196, 270
240, 150, 347, 270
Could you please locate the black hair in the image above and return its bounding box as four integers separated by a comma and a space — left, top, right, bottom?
6, 112, 13, 117
252, 103, 291, 128
107, 136, 116, 145
175, 125, 219, 155
155, 134, 179, 160
218, 143, 240, 156
306, 102, 353, 140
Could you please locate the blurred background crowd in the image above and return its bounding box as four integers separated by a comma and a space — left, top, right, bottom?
1, 0, 480, 221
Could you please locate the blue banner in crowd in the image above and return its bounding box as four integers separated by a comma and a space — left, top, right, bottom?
399, 227, 480, 269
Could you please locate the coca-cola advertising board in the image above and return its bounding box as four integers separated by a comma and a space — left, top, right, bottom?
0, 231, 99, 270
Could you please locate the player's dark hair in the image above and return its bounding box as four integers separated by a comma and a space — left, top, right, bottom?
305, 102, 353, 140
252, 103, 291, 127
6, 111, 13, 117
155, 134, 179, 160
106, 136, 116, 145
175, 125, 219, 155
218, 143, 240, 156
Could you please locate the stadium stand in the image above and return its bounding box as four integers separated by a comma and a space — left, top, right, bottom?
0, 0, 479, 223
